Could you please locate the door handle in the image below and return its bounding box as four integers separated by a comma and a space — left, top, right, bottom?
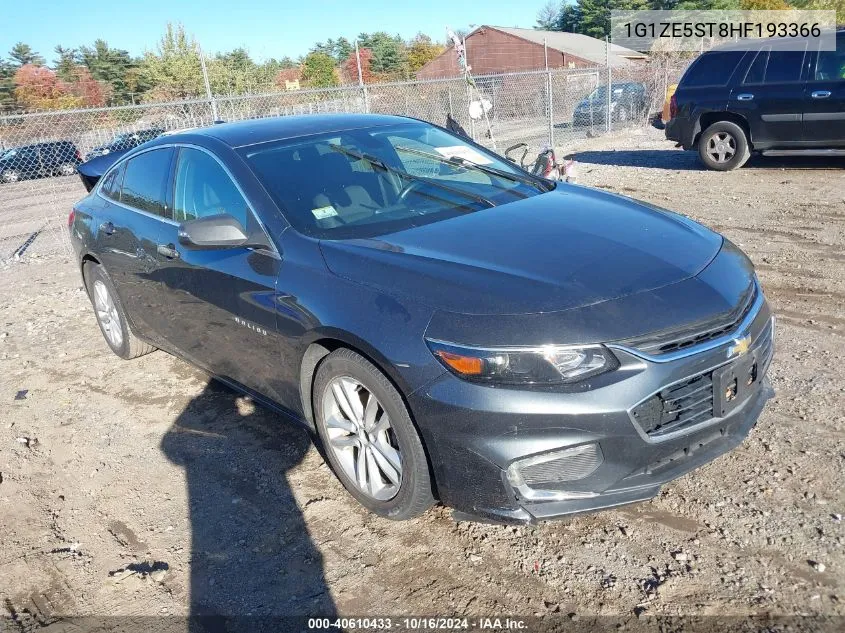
99, 221, 115, 235
156, 244, 180, 259
811, 90, 831, 99
736, 93, 754, 101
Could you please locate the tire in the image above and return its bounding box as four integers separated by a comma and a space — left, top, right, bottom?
58, 162, 77, 176
313, 348, 434, 520
698, 121, 750, 171
83, 262, 156, 360
2, 170, 20, 183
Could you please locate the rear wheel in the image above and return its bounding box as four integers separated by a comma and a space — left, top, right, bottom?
58, 162, 77, 176
313, 348, 434, 520
2, 170, 20, 183
698, 121, 750, 171
83, 263, 155, 360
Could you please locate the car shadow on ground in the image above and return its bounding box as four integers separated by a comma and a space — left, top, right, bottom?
160, 380, 336, 630
574, 148, 845, 172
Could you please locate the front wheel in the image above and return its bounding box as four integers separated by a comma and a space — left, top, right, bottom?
698, 121, 750, 171
313, 348, 434, 520
83, 263, 156, 360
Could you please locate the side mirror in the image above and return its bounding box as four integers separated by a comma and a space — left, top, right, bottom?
178, 213, 262, 250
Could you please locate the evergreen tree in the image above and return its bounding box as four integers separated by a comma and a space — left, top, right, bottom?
8, 42, 44, 67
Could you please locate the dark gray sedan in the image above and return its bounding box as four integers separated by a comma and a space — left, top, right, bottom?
68, 114, 774, 523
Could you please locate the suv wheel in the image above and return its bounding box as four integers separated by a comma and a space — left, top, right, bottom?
58, 163, 77, 176
83, 263, 156, 360
313, 348, 434, 520
2, 170, 20, 183
698, 121, 750, 171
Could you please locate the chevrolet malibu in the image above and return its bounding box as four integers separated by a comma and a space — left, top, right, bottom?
69, 114, 774, 523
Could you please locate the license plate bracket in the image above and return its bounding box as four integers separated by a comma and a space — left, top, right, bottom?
714, 352, 759, 417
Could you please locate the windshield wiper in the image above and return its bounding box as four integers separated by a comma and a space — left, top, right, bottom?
394, 145, 550, 193
327, 144, 496, 209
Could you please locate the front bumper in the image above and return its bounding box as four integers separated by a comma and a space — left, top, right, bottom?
409, 304, 774, 524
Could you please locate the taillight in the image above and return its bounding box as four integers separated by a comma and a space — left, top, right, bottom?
669, 94, 678, 119
75, 150, 82, 161
68, 209, 75, 228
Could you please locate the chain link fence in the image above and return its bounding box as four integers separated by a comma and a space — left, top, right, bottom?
0, 60, 687, 268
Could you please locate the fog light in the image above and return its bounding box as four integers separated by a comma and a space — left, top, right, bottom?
506, 443, 603, 501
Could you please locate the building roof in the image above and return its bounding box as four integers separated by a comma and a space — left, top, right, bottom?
486, 27, 647, 67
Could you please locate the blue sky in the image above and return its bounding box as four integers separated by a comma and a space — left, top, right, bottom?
3, 0, 541, 63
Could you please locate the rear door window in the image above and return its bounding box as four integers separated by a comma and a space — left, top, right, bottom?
119, 148, 174, 217
743, 45, 807, 84
814, 36, 845, 81
683, 51, 745, 87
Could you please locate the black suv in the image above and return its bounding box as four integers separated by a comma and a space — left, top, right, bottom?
666, 30, 844, 170
0, 140, 82, 183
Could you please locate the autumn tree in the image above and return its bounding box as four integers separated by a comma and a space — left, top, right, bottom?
67, 66, 109, 107
407, 34, 444, 74
343, 47, 373, 83
13, 64, 80, 110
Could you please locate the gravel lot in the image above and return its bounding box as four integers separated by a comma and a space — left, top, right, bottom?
1, 128, 843, 629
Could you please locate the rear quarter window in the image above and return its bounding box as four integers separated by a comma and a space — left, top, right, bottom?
682, 51, 746, 87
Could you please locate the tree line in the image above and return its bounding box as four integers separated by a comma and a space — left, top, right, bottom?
0, 24, 446, 114
536, 0, 841, 39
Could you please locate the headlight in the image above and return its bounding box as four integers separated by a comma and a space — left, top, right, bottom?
426, 339, 618, 385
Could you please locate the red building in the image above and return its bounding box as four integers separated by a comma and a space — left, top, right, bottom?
416, 26, 647, 79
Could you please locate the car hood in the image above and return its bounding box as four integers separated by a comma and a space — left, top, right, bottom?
319, 185, 723, 317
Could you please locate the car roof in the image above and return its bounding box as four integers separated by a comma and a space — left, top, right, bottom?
160, 113, 415, 149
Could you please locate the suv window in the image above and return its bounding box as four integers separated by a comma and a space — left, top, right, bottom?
744, 45, 806, 84
119, 148, 173, 217
172, 147, 249, 226
815, 38, 845, 81
683, 51, 745, 87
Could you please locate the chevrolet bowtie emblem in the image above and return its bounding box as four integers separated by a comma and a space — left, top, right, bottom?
728, 334, 751, 358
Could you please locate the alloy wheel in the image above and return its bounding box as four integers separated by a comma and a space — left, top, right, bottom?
706, 132, 736, 164
322, 376, 402, 501
60, 163, 76, 176
93, 280, 123, 349
2, 170, 20, 183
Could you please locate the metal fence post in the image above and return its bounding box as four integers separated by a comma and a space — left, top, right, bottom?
545, 39, 554, 148
198, 44, 219, 121
605, 37, 612, 133
355, 40, 370, 114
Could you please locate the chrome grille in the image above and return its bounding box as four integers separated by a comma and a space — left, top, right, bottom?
626, 282, 758, 356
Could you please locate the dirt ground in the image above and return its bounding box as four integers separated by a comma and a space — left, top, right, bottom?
1, 127, 844, 629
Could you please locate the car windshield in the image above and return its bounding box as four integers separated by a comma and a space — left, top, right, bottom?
0, 148, 17, 159
241, 122, 550, 239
